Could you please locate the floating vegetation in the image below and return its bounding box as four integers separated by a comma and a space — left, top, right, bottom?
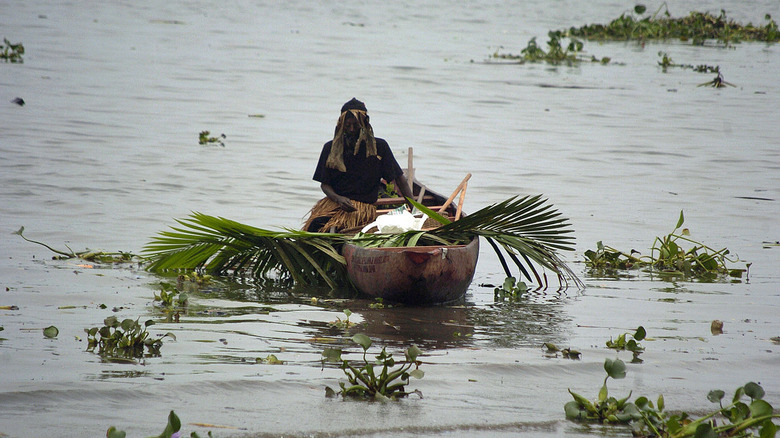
153, 281, 189, 323
43, 325, 59, 339
256, 354, 284, 365
606, 326, 646, 362
368, 298, 387, 309
562, 6, 780, 46
491, 32, 611, 65
108, 410, 214, 438
329, 309, 356, 330
85, 316, 174, 359
565, 358, 780, 437
199, 130, 226, 147
1, 38, 24, 63
657, 51, 719, 74
493, 276, 529, 301
543, 342, 581, 359
698, 72, 737, 88
323, 334, 424, 401
584, 211, 748, 281
154, 282, 187, 308
489, 6, 777, 86
565, 358, 630, 423
711, 319, 724, 335
13, 226, 139, 263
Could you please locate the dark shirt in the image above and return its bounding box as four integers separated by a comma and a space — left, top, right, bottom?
313, 138, 403, 204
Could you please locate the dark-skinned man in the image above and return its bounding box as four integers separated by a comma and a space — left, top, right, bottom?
304, 98, 413, 232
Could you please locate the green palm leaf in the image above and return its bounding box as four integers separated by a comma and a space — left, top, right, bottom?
144, 212, 349, 288
144, 195, 582, 290
411, 195, 581, 288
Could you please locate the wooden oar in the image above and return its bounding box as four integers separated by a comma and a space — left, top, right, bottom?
412, 185, 426, 214
455, 179, 468, 220
407, 147, 414, 194
439, 173, 471, 214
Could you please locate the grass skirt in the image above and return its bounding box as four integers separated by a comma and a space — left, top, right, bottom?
303, 197, 376, 233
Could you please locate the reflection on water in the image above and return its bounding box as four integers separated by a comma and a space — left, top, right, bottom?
471, 300, 572, 348
348, 306, 476, 350
188, 277, 575, 352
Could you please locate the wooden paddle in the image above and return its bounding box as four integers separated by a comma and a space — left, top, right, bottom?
407, 147, 414, 194
455, 179, 468, 220
439, 173, 471, 214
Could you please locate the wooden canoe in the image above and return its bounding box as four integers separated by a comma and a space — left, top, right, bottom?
342, 179, 479, 304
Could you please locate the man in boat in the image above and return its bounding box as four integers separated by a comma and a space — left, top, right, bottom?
304, 98, 413, 233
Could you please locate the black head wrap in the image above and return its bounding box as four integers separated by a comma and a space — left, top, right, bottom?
341, 98, 367, 113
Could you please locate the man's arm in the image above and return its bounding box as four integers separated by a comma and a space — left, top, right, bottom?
320, 183, 356, 212
393, 174, 414, 210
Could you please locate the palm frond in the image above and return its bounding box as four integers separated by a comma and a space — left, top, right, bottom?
412, 195, 581, 288
144, 212, 349, 288
143, 194, 582, 291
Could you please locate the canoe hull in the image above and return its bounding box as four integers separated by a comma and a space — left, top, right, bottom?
343, 237, 479, 304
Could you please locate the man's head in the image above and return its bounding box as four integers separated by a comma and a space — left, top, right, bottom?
325, 98, 377, 172
341, 98, 368, 143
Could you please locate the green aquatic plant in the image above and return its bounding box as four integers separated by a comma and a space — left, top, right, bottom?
13, 226, 138, 263
43, 325, 59, 339
543, 342, 581, 359
566, 361, 780, 438
657, 51, 720, 74
154, 281, 188, 308
368, 298, 386, 309
565, 358, 636, 423
153, 282, 189, 323
1, 38, 24, 63
584, 210, 747, 281
492, 32, 610, 65
85, 316, 174, 359
584, 241, 643, 271
256, 354, 284, 364
606, 326, 646, 362
493, 276, 528, 301
199, 130, 226, 147
329, 309, 355, 330
650, 211, 742, 276
108, 410, 214, 438
323, 334, 424, 401
698, 72, 736, 88
563, 6, 780, 45
144, 195, 582, 290
491, 6, 777, 87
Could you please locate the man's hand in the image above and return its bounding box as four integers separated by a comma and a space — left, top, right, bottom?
321, 183, 356, 212
394, 175, 415, 211
335, 195, 356, 212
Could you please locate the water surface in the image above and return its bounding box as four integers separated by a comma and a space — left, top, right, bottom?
1, 1, 779, 436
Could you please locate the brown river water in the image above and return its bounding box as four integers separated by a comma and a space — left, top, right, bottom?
1, 1, 779, 436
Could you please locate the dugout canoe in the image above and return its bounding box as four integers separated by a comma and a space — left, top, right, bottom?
342, 179, 479, 304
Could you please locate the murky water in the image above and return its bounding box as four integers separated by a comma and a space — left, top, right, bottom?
2, 1, 779, 436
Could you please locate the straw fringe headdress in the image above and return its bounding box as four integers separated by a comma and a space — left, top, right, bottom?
325, 107, 377, 172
